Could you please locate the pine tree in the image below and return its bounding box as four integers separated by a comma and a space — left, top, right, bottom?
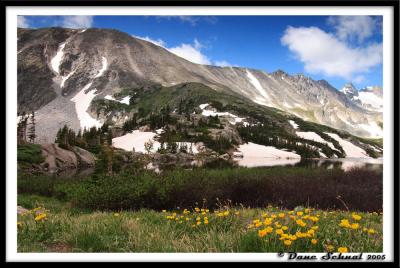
17, 112, 28, 144
27, 111, 36, 143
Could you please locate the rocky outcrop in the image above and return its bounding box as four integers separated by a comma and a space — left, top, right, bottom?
40, 144, 95, 173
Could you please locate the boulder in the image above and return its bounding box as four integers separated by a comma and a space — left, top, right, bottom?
73, 146, 96, 167
39, 144, 96, 173
41, 144, 77, 173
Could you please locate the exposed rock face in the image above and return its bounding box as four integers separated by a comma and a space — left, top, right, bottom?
18, 27, 382, 140
40, 144, 95, 173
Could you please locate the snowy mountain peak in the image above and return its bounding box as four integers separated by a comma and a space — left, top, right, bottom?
341, 83, 358, 96
341, 83, 383, 113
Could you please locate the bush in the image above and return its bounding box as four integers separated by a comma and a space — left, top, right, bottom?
17, 144, 44, 164
61, 167, 382, 212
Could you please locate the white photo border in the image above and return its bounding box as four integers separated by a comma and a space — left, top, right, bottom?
5, 3, 397, 262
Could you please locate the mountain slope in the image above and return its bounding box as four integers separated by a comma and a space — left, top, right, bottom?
17, 27, 382, 143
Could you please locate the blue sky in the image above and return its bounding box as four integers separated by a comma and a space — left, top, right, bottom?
18, 15, 383, 89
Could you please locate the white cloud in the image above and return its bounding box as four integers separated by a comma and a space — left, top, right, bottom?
168, 39, 211, 65
62, 16, 93, 29
17, 16, 30, 28
327, 16, 378, 43
155, 16, 217, 26
214, 60, 232, 67
133, 35, 166, 47
281, 26, 382, 80
132, 34, 233, 67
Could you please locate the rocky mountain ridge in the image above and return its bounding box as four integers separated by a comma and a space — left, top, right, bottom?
17, 27, 383, 143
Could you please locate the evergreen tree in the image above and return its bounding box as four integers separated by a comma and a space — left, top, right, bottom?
27, 111, 36, 143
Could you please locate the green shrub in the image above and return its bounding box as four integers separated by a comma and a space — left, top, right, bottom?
65, 167, 381, 212
17, 144, 44, 164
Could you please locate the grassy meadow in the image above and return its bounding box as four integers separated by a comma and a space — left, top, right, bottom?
17, 162, 383, 253
17, 194, 382, 253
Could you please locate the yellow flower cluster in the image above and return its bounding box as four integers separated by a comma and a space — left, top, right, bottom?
165, 207, 230, 227
252, 208, 321, 248
34, 213, 47, 222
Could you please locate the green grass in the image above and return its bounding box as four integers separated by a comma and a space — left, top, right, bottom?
17, 144, 44, 164
17, 194, 383, 253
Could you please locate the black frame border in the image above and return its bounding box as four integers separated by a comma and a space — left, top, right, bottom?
2, 0, 399, 265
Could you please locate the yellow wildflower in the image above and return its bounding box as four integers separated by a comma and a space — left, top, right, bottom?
34, 213, 46, 222
368, 229, 375, 234
284, 240, 292, 246
264, 218, 272, 225
265, 226, 273, 233
352, 214, 362, 221
338, 247, 348, 253
276, 229, 284, 235
297, 211, 303, 216
258, 229, 268, 238
282, 226, 288, 231
235, 211, 240, 216
326, 245, 334, 252
278, 213, 285, 218
113, 213, 120, 217
311, 226, 319, 230
255, 222, 263, 228
296, 219, 306, 227
311, 239, 317, 245
162, 210, 167, 213
196, 221, 201, 226
17, 221, 22, 228
351, 223, 359, 230
339, 219, 351, 228
223, 211, 230, 216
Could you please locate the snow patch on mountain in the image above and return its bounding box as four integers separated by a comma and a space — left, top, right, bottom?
112, 130, 200, 154
70, 83, 102, 130
70, 57, 109, 130
112, 130, 160, 152
104, 95, 130, 105
358, 121, 383, 138
199, 104, 249, 126
60, 70, 75, 88
95, 57, 108, 78
246, 70, 270, 101
51, 43, 66, 74
236, 142, 301, 167
295, 131, 336, 150
288, 120, 299, 129
325, 133, 369, 158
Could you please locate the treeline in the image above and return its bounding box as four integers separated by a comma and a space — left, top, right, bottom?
55, 124, 112, 154
238, 125, 343, 158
